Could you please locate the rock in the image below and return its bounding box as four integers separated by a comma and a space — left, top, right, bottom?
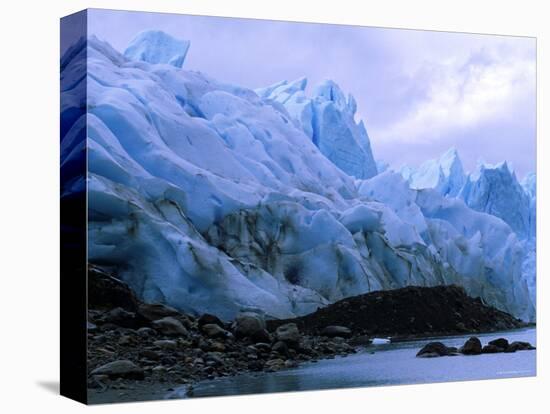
275, 323, 301, 347
416, 342, 455, 358
245, 345, 258, 356
193, 357, 205, 365
95, 347, 116, 356
506, 341, 536, 352
152, 365, 167, 374
208, 341, 226, 352
456, 322, 467, 332
198, 314, 224, 329
98, 323, 119, 332
488, 338, 509, 350
254, 342, 272, 353
152, 317, 188, 336
256, 329, 272, 343
233, 312, 270, 342
197, 338, 211, 352
117, 335, 134, 346
87, 321, 98, 332
321, 325, 352, 338
153, 340, 178, 350
205, 352, 224, 365
201, 323, 229, 339
265, 358, 285, 370
88, 265, 139, 312
348, 335, 372, 346
138, 303, 181, 322
88, 375, 108, 390
139, 349, 160, 360
90, 360, 144, 379
103, 307, 138, 328
459, 337, 482, 355
482, 344, 501, 354
272, 341, 289, 355
137, 327, 156, 337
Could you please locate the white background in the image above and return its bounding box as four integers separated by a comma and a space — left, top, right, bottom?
0, 0, 547, 412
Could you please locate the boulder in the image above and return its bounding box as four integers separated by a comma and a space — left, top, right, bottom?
151, 317, 189, 336
88, 265, 139, 312
459, 337, 482, 355
488, 338, 509, 350
103, 307, 138, 328
138, 303, 180, 322
416, 342, 455, 358
321, 325, 352, 338
233, 312, 270, 342
272, 340, 289, 355
198, 313, 225, 329
90, 360, 144, 379
506, 341, 536, 352
201, 323, 229, 339
482, 344, 501, 354
275, 323, 301, 347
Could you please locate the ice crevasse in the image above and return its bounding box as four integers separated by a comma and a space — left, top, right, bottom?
60, 31, 535, 321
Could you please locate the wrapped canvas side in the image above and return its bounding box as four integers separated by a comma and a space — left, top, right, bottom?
60, 9, 87, 404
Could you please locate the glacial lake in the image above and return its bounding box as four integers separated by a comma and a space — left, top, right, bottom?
170, 328, 536, 399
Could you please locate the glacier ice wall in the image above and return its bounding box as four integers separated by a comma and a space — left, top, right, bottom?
401, 148, 466, 197
256, 78, 378, 179
60, 34, 535, 322
400, 151, 536, 314
460, 162, 532, 239
124, 30, 190, 68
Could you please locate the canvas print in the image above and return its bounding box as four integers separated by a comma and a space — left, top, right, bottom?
60, 9, 536, 404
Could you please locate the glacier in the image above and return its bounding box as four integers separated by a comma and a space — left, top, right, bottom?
256, 78, 378, 179
400, 150, 535, 241
400, 150, 536, 313
60, 32, 535, 322
460, 162, 532, 239
401, 147, 466, 197
124, 30, 190, 68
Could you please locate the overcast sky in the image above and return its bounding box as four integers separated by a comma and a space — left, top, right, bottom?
88, 9, 536, 178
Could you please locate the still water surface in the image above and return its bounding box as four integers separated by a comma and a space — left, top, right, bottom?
170, 328, 536, 399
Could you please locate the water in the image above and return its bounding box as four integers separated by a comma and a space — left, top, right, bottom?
171, 328, 536, 399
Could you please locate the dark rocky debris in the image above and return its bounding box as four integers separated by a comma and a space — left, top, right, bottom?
266, 285, 528, 339
88, 266, 357, 394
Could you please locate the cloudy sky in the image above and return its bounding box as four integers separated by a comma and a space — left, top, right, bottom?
88, 9, 536, 178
